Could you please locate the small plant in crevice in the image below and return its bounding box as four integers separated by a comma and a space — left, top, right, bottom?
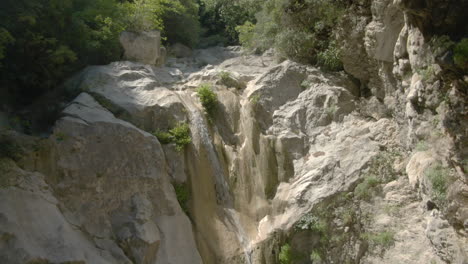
463, 159, 468, 173
301, 80, 311, 90
196, 84, 218, 120
361, 230, 395, 249
425, 163, 453, 204
310, 249, 322, 263
279, 243, 293, 264
173, 182, 190, 215
55, 131, 68, 142
417, 66, 436, 83
353, 150, 402, 201
415, 140, 430, 151
354, 176, 381, 201
430, 35, 455, 58
454, 38, 468, 71
0, 136, 22, 161
317, 41, 343, 71
325, 105, 338, 117
218, 71, 244, 90
293, 192, 359, 263
249, 94, 261, 105
154, 122, 192, 152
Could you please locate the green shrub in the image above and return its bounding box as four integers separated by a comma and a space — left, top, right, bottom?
154, 122, 192, 151
415, 141, 430, 151
219, 71, 231, 82
170, 122, 192, 151
279, 243, 293, 264
426, 163, 452, 202
245, 0, 345, 64
310, 249, 322, 262
199, 0, 261, 45
301, 80, 311, 90
218, 71, 243, 89
454, 38, 468, 71
325, 105, 338, 117
236, 21, 255, 48
155, 131, 173, 144
354, 176, 381, 201
0, 28, 14, 66
0, 0, 200, 108
430, 35, 454, 57
250, 94, 261, 105
55, 132, 68, 142
196, 84, 218, 118
418, 66, 435, 82
0, 136, 22, 161
173, 182, 190, 214
317, 41, 343, 71
362, 230, 395, 248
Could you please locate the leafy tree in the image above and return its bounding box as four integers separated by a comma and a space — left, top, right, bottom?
241, 0, 345, 66
0, 0, 200, 108
0, 28, 14, 66
454, 38, 468, 71
198, 0, 261, 45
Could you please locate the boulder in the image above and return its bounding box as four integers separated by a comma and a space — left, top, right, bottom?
120, 31, 162, 65
169, 43, 193, 58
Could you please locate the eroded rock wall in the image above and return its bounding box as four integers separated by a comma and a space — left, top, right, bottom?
0, 1, 467, 263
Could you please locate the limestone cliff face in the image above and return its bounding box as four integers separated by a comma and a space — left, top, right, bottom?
0, 1, 467, 264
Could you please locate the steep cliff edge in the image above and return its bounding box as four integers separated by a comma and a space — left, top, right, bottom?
1, 1, 467, 264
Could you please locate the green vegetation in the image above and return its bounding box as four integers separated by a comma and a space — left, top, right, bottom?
198, 0, 261, 45
236, 21, 255, 48
173, 182, 190, 214
218, 71, 243, 89
361, 230, 395, 248
55, 132, 68, 142
154, 122, 192, 151
415, 141, 430, 151
300, 80, 311, 90
325, 105, 338, 117
250, 94, 261, 105
353, 150, 402, 201
354, 176, 381, 201
296, 215, 327, 234
196, 84, 218, 118
279, 243, 293, 264
316, 41, 343, 71
310, 249, 322, 262
293, 193, 357, 263
454, 38, 468, 71
426, 163, 452, 203
418, 65, 436, 82
0, 0, 200, 107
239, 0, 345, 67
0, 136, 22, 161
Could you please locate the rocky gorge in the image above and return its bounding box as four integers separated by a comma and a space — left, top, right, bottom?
0, 0, 467, 264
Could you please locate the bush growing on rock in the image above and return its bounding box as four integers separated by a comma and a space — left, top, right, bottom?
354, 176, 381, 201
425, 163, 453, 204
454, 38, 468, 71
0, 136, 22, 161
361, 230, 395, 249
0, 0, 200, 108
198, 0, 261, 45
240, 0, 345, 67
279, 243, 293, 264
154, 122, 192, 151
196, 84, 218, 118
218, 71, 244, 89
173, 182, 190, 214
